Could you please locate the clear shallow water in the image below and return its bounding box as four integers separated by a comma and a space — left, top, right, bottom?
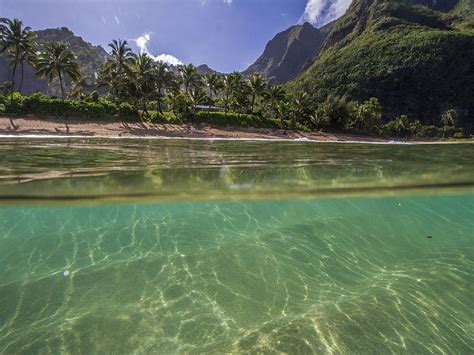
0, 139, 473, 353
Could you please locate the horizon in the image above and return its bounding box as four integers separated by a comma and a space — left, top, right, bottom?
0, 0, 351, 72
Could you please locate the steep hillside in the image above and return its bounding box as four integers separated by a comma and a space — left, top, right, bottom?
292, 0, 474, 125
196, 64, 220, 75
244, 22, 333, 84
0, 27, 107, 95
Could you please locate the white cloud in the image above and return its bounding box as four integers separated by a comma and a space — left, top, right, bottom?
302, 0, 351, 26
134, 33, 183, 66
155, 54, 183, 66
200, 0, 232, 5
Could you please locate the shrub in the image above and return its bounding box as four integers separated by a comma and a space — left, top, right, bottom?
347, 98, 382, 134
416, 125, 442, 139
118, 102, 139, 121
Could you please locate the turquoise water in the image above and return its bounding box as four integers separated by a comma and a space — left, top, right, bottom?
0, 139, 473, 353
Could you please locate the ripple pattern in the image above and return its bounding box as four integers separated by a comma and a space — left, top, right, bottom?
0, 195, 473, 353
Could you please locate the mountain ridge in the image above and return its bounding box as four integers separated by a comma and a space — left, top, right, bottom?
0, 27, 107, 95
243, 22, 333, 84
291, 0, 474, 125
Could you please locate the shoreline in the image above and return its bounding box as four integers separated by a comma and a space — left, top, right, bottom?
0, 116, 471, 144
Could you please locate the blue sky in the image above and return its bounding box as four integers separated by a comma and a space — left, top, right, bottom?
0, 0, 351, 72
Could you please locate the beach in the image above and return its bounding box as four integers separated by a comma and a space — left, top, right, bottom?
0, 116, 387, 142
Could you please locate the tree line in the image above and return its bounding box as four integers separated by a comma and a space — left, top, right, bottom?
0, 18, 465, 138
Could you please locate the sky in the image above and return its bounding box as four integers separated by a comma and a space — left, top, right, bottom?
0, 0, 351, 72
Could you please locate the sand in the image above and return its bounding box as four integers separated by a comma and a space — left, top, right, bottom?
0, 116, 387, 142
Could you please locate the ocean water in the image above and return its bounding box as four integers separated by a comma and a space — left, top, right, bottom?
0, 139, 473, 353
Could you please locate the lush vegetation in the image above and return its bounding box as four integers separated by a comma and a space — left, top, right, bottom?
0, 26, 107, 96
291, 0, 474, 133
0, 16, 470, 139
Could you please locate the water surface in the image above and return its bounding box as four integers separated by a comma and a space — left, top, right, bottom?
0, 139, 473, 353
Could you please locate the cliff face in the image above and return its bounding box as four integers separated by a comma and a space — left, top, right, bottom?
0, 27, 107, 95
292, 0, 474, 125
243, 22, 333, 84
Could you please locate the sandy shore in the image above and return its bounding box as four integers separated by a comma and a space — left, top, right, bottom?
0, 116, 386, 142
0, 116, 470, 143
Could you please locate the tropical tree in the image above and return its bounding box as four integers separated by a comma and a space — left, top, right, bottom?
35, 42, 81, 98
0, 81, 12, 96
178, 64, 201, 94
440, 109, 457, 138
317, 95, 354, 130
129, 53, 156, 116
100, 39, 136, 101
350, 97, 382, 133
0, 18, 37, 95
395, 115, 409, 137
189, 86, 209, 111
69, 80, 86, 101
223, 72, 247, 113
263, 84, 286, 118
166, 88, 193, 117
153, 61, 174, 114
287, 91, 312, 128
204, 72, 223, 110
247, 73, 266, 113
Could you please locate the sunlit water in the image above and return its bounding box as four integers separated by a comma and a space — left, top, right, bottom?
0, 139, 473, 353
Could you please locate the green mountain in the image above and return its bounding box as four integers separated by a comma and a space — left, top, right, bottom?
244, 22, 333, 84
0, 27, 107, 95
291, 0, 474, 125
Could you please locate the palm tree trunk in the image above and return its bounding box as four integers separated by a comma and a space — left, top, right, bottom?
142, 98, 149, 119
10, 53, 19, 98
157, 97, 163, 115
225, 91, 229, 113
208, 88, 213, 112
251, 93, 256, 113
18, 60, 24, 95
58, 70, 65, 99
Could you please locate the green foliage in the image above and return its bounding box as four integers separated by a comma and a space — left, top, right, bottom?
35, 41, 82, 98
440, 109, 458, 126
0, 92, 139, 120
0, 18, 37, 95
347, 98, 382, 134
312, 95, 353, 130
166, 90, 193, 117
292, 0, 474, 127
382, 115, 411, 137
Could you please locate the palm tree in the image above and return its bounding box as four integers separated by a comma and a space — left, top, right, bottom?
263, 84, 286, 118
288, 91, 311, 128
101, 39, 136, 101
153, 61, 174, 114
223, 72, 244, 113
440, 109, 457, 138
69, 80, 85, 101
178, 64, 201, 94
247, 73, 266, 113
131, 53, 155, 116
108, 39, 136, 75
35, 42, 81, 98
190, 86, 209, 111
0, 18, 37, 95
204, 72, 223, 110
